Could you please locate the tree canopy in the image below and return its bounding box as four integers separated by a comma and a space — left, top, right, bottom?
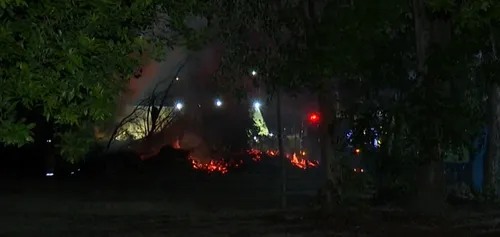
199, 0, 500, 207
0, 0, 203, 160
2, 0, 500, 206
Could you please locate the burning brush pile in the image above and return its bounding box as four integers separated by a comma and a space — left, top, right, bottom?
188, 148, 319, 174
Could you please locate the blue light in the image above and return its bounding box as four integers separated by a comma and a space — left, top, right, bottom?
346, 130, 353, 139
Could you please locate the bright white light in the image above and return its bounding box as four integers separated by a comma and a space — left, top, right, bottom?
175, 102, 183, 110
46, 139, 51, 143
253, 101, 261, 109
176, 77, 179, 81
269, 133, 274, 137
45, 172, 54, 177
215, 99, 222, 107
251, 70, 257, 76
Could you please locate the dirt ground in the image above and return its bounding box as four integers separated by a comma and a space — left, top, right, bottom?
1, 177, 500, 236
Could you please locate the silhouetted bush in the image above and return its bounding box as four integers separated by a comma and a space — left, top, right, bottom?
142, 145, 192, 175
80, 150, 142, 180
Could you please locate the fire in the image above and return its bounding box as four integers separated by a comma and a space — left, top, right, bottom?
173, 140, 181, 149
287, 153, 319, 169
189, 157, 244, 174
266, 150, 278, 156
190, 158, 230, 174
172, 140, 319, 174
247, 148, 319, 169
248, 148, 262, 161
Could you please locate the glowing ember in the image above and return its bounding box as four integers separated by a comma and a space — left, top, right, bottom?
266, 150, 278, 156
189, 156, 243, 174
173, 140, 319, 174
190, 158, 230, 174
247, 149, 319, 169
248, 148, 262, 161
287, 153, 319, 169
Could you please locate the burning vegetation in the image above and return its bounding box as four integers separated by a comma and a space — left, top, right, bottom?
189, 148, 319, 174
189, 158, 243, 174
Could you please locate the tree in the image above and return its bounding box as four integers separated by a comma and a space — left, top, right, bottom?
204, 0, 409, 208
105, 79, 179, 151
0, 0, 203, 161
456, 0, 500, 196
402, 0, 497, 210
200, 0, 495, 211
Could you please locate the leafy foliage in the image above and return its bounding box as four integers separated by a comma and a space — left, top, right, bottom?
200, 0, 500, 204
0, 0, 202, 160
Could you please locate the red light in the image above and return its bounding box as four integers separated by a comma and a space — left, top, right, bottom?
308, 113, 320, 123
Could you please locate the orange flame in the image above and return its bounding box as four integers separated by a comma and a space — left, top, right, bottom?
172, 140, 319, 174
266, 150, 278, 156
247, 148, 319, 169
248, 148, 262, 161
287, 153, 319, 169
189, 156, 243, 174
190, 158, 230, 174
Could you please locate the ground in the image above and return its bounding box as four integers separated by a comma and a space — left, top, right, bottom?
1, 173, 500, 236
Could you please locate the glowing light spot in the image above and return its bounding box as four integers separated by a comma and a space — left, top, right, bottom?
253, 101, 261, 109
175, 102, 183, 110
308, 113, 320, 123
215, 99, 222, 107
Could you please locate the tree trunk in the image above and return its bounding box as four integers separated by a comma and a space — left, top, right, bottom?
412, 0, 448, 212
485, 83, 500, 194
485, 29, 500, 195
276, 89, 287, 209
412, 0, 428, 82
415, 142, 446, 213
386, 115, 396, 157
318, 91, 338, 210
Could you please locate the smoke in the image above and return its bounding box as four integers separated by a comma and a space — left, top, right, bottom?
110, 40, 225, 160
108, 13, 317, 161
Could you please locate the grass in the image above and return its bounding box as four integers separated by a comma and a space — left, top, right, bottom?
1, 170, 499, 236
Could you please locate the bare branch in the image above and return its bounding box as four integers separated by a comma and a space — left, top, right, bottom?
106, 56, 191, 150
